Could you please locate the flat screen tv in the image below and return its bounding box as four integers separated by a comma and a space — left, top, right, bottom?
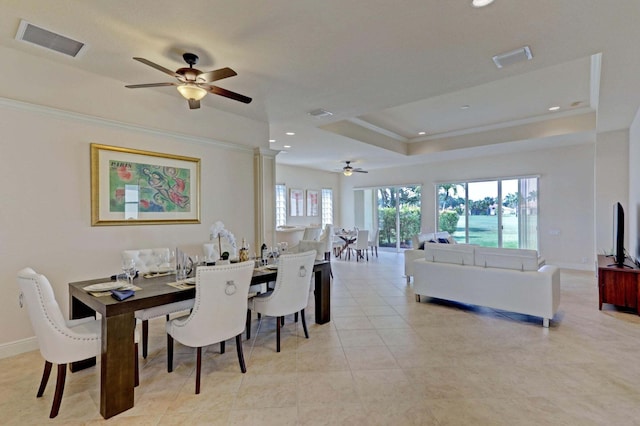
613, 202, 625, 267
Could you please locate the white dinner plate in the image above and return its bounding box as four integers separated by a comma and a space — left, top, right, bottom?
83, 282, 123, 292
266, 265, 278, 270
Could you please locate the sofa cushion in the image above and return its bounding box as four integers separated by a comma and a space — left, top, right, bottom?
424, 244, 475, 265
474, 247, 540, 271
413, 232, 455, 248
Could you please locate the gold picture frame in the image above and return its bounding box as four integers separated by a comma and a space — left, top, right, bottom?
90, 143, 201, 226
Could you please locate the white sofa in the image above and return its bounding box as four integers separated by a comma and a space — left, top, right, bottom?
404, 232, 455, 283
413, 244, 560, 327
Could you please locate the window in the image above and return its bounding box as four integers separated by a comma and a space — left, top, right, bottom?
275, 184, 286, 227
321, 188, 333, 227
436, 177, 538, 250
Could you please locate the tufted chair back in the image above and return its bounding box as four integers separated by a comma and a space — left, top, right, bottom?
249, 250, 317, 318
166, 260, 255, 348
17, 268, 100, 365
122, 248, 170, 273
302, 226, 322, 241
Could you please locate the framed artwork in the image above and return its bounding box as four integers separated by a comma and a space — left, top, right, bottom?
90, 143, 200, 226
289, 188, 304, 216
306, 189, 319, 216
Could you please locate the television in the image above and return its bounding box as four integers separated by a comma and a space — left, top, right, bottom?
613, 202, 625, 267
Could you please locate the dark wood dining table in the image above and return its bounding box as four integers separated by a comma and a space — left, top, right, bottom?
68, 260, 331, 419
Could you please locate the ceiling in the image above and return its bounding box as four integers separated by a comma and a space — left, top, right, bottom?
1, 1, 640, 173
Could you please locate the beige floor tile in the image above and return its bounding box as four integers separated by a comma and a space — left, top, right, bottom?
6, 254, 640, 424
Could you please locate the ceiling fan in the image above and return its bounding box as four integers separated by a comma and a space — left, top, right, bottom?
342, 161, 368, 176
125, 52, 252, 110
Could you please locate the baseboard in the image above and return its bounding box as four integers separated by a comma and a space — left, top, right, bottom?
0, 337, 38, 359
554, 262, 594, 272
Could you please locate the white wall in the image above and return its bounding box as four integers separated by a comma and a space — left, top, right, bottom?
339, 143, 597, 270
275, 164, 340, 227
629, 107, 640, 263
0, 102, 262, 351
594, 130, 629, 256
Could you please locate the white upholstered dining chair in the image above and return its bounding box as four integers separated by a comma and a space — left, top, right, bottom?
246, 250, 317, 352
17, 268, 139, 418
354, 229, 370, 261
368, 228, 379, 258
122, 248, 195, 359
166, 260, 255, 394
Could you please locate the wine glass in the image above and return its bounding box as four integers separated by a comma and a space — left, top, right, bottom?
122, 258, 136, 286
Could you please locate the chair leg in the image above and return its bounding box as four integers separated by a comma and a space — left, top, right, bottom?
294, 312, 299, 322
37, 361, 52, 398
50, 364, 67, 418
220, 341, 225, 354
246, 309, 251, 340
235, 334, 247, 373
301, 308, 309, 339
195, 347, 202, 395
134, 343, 140, 387
142, 320, 149, 359
167, 334, 174, 373
276, 316, 281, 353
281, 316, 285, 326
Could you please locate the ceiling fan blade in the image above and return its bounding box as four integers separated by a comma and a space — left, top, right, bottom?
207, 85, 252, 104
354, 169, 369, 173
125, 82, 177, 89
197, 67, 237, 83
133, 57, 179, 78
188, 99, 201, 110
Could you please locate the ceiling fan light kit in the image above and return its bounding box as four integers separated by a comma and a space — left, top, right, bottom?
177, 84, 207, 101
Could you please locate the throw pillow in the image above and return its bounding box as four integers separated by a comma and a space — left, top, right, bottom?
418, 242, 426, 250
437, 238, 450, 244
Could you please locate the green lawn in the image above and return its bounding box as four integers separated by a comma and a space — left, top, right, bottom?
453, 215, 519, 248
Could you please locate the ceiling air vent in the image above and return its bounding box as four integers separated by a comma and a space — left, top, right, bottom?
15, 20, 85, 58
492, 45, 532, 69
308, 108, 333, 118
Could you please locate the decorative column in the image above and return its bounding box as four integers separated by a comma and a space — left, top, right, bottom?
254, 147, 279, 251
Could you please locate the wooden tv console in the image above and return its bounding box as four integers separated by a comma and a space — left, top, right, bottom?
597, 254, 640, 314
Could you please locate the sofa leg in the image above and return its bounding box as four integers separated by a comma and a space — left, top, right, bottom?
415, 294, 421, 303
543, 318, 550, 328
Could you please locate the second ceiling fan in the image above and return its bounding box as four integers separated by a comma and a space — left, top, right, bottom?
342, 161, 368, 176
125, 52, 252, 109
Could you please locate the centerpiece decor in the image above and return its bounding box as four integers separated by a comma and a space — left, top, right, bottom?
209, 221, 236, 260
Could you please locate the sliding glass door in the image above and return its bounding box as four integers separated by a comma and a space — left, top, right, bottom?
354, 185, 421, 252
376, 186, 421, 251
437, 177, 538, 250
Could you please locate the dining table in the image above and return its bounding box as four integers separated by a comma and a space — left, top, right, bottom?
335, 232, 357, 260
68, 260, 331, 419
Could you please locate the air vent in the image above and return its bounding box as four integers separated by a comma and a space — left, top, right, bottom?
492, 45, 532, 69
15, 20, 85, 57
308, 108, 333, 118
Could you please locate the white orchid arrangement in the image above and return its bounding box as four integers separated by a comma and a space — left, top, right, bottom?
209, 221, 237, 258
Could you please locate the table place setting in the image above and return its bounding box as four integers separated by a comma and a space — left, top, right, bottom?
167, 277, 196, 290
83, 282, 142, 297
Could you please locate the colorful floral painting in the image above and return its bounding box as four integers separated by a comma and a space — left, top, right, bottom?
91, 143, 200, 226
109, 161, 191, 213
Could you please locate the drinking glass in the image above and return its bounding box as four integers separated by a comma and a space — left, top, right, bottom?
122, 258, 136, 286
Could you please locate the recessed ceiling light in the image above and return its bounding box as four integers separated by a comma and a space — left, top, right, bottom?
460, 105, 471, 109
285, 132, 295, 136
548, 106, 560, 111
472, 0, 495, 7
418, 131, 426, 136
269, 139, 276, 143
283, 145, 291, 148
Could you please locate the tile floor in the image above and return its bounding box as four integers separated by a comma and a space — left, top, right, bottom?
3, 251, 640, 425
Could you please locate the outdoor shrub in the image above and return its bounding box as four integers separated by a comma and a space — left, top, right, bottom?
439, 210, 460, 234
